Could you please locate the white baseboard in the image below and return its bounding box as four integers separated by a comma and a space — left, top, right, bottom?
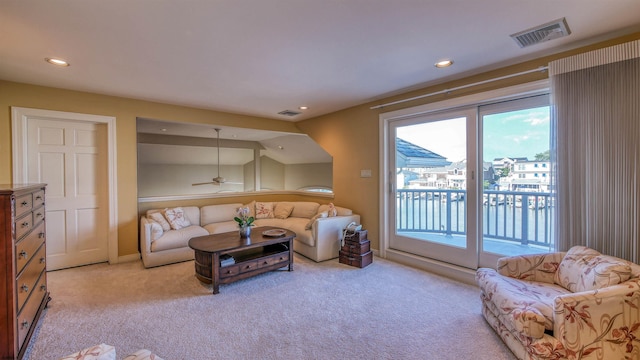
384, 249, 477, 286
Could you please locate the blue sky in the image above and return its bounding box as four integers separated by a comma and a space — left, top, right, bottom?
396, 106, 550, 163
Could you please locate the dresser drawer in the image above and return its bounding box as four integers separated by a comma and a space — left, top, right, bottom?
32, 190, 45, 208
15, 221, 46, 275
16, 270, 47, 352
32, 207, 45, 227
16, 244, 47, 313
15, 212, 34, 240
15, 193, 33, 218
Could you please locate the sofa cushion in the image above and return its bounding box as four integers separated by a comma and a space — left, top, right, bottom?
555, 246, 632, 292
254, 218, 315, 246
203, 220, 240, 235
274, 202, 294, 219
60, 343, 116, 360
476, 268, 570, 338
150, 225, 209, 252
283, 218, 315, 247
255, 202, 275, 219
201, 203, 243, 225
290, 202, 320, 219
162, 207, 191, 230
147, 211, 171, 231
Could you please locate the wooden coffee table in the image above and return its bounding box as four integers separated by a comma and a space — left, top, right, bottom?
188, 226, 294, 294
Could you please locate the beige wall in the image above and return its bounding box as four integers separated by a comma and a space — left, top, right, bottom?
297, 32, 640, 251
0, 81, 301, 257
2, 31, 638, 258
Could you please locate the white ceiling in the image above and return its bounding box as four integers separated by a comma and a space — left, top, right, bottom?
1, 1, 640, 122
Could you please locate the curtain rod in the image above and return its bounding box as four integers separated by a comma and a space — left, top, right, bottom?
370, 66, 549, 110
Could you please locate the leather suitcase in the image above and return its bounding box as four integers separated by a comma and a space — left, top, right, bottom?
341, 239, 370, 254
339, 250, 373, 268
344, 230, 368, 243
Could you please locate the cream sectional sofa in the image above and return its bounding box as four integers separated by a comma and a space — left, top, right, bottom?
476, 246, 640, 360
140, 201, 360, 268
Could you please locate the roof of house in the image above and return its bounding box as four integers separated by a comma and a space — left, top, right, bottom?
396, 138, 451, 168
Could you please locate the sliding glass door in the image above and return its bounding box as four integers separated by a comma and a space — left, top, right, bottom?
389, 108, 477, 269
387, 93, 552, 270
479, 95, 553, 267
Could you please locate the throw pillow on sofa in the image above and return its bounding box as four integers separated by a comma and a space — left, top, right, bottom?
162, 207, 191, 230
305, 211, 328, 230
290, 202, 320, 218
242, 200, 256, 219
255, 202, 275, 219
147, 212, 171, 231
148, 221, 164, 241
274, 202, 294, 219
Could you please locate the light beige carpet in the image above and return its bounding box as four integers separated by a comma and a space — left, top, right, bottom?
24, 254, 515, 360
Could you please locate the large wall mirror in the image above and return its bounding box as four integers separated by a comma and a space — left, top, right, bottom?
137, 118, 333, 198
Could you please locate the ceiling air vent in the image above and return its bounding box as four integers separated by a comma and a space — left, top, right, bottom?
510, 18, 571, 48
278, 110, 301, 117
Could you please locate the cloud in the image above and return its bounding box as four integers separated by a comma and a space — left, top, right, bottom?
525, 116, 549, 126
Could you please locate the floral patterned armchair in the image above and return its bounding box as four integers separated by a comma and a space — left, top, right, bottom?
476, 246, 640, 360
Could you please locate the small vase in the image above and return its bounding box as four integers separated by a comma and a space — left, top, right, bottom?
239, 225, 251, 238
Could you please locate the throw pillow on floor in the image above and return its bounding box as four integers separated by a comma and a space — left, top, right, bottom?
60, 344, 163, 360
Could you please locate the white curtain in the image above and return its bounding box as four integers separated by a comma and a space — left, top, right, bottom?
550, 39, 640, 262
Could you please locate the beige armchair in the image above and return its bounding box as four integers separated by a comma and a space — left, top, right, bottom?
476, 246, 640, 360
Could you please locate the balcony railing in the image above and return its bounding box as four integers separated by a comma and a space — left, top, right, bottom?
396, 189, 554, 248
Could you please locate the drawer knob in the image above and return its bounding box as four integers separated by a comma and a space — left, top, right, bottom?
40, 257, 46, 264
22, 221, 29, 228
40, 284, 47, 291
21, 201, 28, 206
19, 250, 28, 259
36, 212, 42, 217
39, 232, 45, 238
35, 195, 42, 200
21, 284, 29, 292
21, 320, 29, 329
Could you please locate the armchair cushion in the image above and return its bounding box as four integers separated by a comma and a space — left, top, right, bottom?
476, 268, 570, 338
555, 246, 631, 292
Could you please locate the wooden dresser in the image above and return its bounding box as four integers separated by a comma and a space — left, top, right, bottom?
0, 184, 50, 360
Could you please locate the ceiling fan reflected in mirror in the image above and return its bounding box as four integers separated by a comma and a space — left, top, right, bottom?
192, 128, 243, 186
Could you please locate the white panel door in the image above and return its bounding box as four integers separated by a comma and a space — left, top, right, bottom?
26, 119, 109, 270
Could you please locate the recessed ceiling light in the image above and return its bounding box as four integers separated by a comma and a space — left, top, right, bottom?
299, 106, 308, 110
45, 57, 70, 67
435, 60, 453, 68
160, 128, 167, 132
